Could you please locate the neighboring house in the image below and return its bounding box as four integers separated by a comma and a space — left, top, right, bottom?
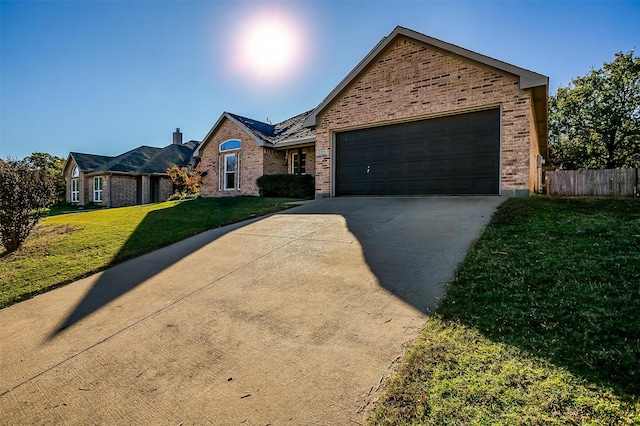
196, 26, 548, 198
64, 129, 199, 208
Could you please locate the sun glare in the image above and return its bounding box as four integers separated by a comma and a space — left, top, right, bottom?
234, 10, 305, 83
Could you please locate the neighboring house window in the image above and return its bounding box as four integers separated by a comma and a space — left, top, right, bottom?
93, 176, 103, 202
71, 166, 79, 203
292, 152, 306, 175
220, 139, 241, 191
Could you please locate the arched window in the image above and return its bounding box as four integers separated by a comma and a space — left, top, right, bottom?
220, 139, 241, 152
219, 140, 241, 191
71, 166, 79, 202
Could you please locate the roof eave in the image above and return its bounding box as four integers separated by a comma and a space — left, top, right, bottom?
304, 25, 549, 128
273, 136, 317, 149
194, 112, 266, 157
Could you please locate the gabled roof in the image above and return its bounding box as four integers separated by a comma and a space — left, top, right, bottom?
195, 110, 315, 157
68, 152, 113, 172
101, 146, 163, 173
68, 142, 198, 176
303, 25, 549, 128
138, 143, 198, 174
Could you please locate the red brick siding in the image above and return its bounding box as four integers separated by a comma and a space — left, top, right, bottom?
159, 177, 174, 202
199, 118, 265, 197
263, 148, 287, 176
314, 36, 537, 196
102, 175, 129, 207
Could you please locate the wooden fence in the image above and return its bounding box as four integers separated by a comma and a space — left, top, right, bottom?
545, 168, 639, 197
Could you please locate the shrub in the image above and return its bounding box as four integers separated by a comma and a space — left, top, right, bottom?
0, 158, 54, 253
256, 174, 314, 199
167, 164, 201, 196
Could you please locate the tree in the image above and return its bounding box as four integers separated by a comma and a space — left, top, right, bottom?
24, 152, 66, 205
549, 50, 640, 170
0, 158, 54, 253
166, 164, 201, 196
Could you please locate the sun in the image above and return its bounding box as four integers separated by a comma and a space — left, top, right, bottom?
234, 10, 304, 82
244, 22, 296, 76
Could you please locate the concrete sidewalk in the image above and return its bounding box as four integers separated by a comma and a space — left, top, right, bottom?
0, 197, 503, 425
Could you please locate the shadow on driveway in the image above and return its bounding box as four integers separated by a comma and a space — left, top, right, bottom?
50, 204, 263, 337
52, 197, 500, 337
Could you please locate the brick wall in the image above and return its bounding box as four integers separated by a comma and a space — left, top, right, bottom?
263, 148, 287, 176
314, 36, 537, 197
159, 177, 174, 202
199, 118, 267, 197
108, 175, 137, 207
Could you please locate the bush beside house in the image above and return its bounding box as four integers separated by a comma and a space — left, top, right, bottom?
257, 174, 315, 199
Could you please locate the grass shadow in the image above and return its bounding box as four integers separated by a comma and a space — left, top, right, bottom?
51, 198, 294, 336
437, 197, 640, 399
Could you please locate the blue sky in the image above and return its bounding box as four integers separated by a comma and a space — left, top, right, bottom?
1, 0, 638, 159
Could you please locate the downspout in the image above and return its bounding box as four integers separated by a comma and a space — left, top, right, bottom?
109, 173, 113, 208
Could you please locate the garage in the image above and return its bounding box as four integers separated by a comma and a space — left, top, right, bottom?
335, 108, 500, 196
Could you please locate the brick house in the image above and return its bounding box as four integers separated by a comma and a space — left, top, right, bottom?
195, 111, 315, 197
63, 129, 199, 208
197, 26, 548, 198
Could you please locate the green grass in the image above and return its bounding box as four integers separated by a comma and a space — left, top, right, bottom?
371, 197, 640, 425
0, 197, 296, 308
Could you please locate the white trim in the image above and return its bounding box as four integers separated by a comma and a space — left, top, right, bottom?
93, 176, 103, 202
220, 139, 242, 152
71, 178, 79, 203
237, 153, 241, 190
291, 152, 307, 175
223, 153, 236, 191
218, 155, 222, 191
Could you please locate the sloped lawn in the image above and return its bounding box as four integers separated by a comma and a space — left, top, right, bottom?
372, 197, 640, 424
0, 197, 295, 308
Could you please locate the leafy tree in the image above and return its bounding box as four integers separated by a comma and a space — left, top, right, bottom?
24, 152, 66, 205
0, 158, 54, 253
549, 50, 640, 169
166, 164, 201, 196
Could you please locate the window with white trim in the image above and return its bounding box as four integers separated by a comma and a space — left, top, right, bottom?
93, 176, 103, 202
292, 152, 306, 175
224, 154, 236, 190
220, 139, 241, 191
71, 166, 79, 202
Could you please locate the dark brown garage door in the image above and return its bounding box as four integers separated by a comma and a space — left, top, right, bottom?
335, 108, 500, 195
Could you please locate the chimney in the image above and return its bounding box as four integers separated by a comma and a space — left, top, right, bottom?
173, 128, 182, 145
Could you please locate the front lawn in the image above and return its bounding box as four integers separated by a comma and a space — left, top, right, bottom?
0, 197, 295, 308
371, 197, 640, 424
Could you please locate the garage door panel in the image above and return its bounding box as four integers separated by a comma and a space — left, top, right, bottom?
336, 109, 500, 196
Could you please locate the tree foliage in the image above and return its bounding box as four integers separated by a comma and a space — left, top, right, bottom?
549, 50, 640, 170
166, 164, 201, 196
0, 158, 55, 253
24, 152, 66, 205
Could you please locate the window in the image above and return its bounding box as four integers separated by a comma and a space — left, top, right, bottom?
71, 166, 79, 202
219, 139, 241, 191
292, 152, 306, 175
93, 176, 103, 202
71, 178, 79, 203
224, 154, 236, 190
220, 139, 241, 152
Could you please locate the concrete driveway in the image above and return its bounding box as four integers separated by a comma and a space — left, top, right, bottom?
0, 197, 504, 425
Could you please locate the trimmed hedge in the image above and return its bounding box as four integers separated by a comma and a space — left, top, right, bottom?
256, 174, 315, 199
